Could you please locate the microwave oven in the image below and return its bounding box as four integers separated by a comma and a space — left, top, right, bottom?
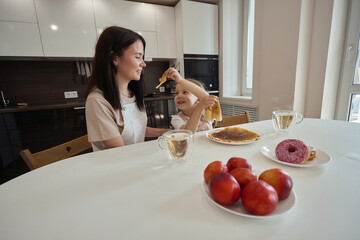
184, 54, 219, 92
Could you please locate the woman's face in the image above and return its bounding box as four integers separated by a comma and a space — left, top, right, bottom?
114, 40, 146, 81
174, 84, 198, 112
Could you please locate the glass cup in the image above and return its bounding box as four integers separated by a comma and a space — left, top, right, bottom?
272, 110, 303, 133
158, 129, 193, 162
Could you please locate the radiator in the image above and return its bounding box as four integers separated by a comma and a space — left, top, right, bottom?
220, 103, 258, 122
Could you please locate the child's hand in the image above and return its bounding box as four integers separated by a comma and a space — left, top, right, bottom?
198, 95, 218, 110
163, 68, 184, 83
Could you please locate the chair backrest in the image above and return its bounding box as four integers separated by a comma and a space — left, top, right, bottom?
214, 111, 250, 128
20, 135, 92, 170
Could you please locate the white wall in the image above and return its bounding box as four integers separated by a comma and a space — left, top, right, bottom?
304, 0, 333, 118
255, 0, 302, 120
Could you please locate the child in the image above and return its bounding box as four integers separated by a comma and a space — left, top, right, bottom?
163, 68, 218, 133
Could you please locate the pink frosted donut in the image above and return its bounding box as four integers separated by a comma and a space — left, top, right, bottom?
275, 139, 310, 164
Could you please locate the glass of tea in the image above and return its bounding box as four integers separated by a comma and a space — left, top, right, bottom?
157, 129, 193, 162
272, 110, 303, 133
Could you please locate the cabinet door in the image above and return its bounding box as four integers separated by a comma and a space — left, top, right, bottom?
34, 0, 97, 57
0, 0, 37, 22
155, 5, 176, 59
182, 1, 218, 55
93, 0, 156, 31
0, 21, 43, 56
0, 114, 14, 167
135, 31, 158, 60
96, 28, 158, 60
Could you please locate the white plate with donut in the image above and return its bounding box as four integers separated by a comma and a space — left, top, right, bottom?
260, 143, 331, 168
203, 181, 297, 218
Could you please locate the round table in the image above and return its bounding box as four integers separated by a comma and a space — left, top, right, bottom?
1, 118, 359, 240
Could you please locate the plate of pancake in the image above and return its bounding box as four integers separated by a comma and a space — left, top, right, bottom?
206, 127, 263, 145
260, 142, 331, 168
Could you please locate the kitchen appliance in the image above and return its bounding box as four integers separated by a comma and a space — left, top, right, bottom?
184, 54, 219, 93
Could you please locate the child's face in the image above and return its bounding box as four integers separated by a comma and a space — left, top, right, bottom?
174, 84, 199, 111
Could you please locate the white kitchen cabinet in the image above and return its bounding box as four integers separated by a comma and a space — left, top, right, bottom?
176, 0, 218, 55
135, 31, 158, 61
155, 5, 176, 59
34, 0, 97, 57
96, 27, 158, 61
0, 21, 43, 56
93, 0, 156, 32
0, 0, 43, 56
93, 0, 160, 60
0, 0, 37, 22
94, 0, 178, 60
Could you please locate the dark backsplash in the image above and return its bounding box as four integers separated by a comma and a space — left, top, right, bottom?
0, 60, 171, 105
142, 61, 171, 95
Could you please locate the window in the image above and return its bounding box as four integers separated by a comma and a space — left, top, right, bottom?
336, 0, 360, 121
352, 33, 360, 85
349, 93, 360, 122
222, 0, 255, 99
242, 0, 255, 95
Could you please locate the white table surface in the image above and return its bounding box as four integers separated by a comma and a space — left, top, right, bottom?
1, 119, 360, 240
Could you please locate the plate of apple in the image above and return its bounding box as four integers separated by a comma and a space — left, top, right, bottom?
203, 157, 297, 218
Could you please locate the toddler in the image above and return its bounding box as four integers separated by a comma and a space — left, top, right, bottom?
163, 68, 218, 133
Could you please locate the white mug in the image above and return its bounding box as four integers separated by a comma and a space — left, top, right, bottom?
158, 129, 193, 162
272, 110, 303, 133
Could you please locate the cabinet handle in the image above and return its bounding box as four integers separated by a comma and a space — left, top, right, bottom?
73, 107, 85, 110
184, 57, 218, 60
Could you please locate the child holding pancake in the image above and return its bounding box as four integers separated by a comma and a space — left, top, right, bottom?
163, 68, 218, 133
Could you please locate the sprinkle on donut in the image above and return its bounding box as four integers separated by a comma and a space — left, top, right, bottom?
275, 139, 310, 164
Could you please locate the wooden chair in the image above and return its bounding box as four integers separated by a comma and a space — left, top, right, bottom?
20, 135, 92, 170
214, 111, 250, 128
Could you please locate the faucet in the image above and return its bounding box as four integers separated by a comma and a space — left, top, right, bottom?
1, 89, 7, 107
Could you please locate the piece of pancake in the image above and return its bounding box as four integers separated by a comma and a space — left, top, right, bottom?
204, 101, 222, 122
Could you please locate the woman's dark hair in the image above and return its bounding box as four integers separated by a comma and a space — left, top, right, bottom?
86, 26, 146, 111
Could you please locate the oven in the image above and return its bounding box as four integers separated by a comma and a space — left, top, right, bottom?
184, 54, 219, 93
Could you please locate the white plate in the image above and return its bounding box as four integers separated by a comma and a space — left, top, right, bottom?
260, 143, 331, 168
203, 182, 296, 218
206, 127, 263, 145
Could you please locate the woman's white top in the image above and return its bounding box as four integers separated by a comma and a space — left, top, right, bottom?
85, 89, 147, 151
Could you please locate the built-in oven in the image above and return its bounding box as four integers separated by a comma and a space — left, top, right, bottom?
184, 54, 219, 94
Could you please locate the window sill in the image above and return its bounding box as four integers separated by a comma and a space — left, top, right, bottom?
222, 96, 252, 101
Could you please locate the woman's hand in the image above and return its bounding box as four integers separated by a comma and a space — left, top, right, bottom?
198, 95, 218, 110
163, 68, 184, 83
146, 127, 172, 137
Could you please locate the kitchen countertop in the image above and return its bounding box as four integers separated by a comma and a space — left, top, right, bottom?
0, 95, 175, 114
0, 101, 86, 113
144, 94, 174, 101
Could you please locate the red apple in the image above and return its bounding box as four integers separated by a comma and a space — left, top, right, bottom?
204, 161, 229, 183
241, 180, 279, 215
209, 172, 241, 205
259, 168, 293, 201
226, 157, 252, 171
230, 168, 257, 189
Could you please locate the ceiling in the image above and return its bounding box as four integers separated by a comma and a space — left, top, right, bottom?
127, 0, 219, 7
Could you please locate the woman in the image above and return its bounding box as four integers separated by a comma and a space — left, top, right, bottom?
86, 26, 169, 151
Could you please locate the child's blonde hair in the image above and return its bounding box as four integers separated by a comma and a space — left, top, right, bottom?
177, 78, 206, 90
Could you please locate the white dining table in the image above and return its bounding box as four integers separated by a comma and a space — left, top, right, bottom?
1, 118, 359, 240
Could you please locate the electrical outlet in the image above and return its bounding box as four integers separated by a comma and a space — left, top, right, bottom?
64, 91, 78, 99
159, 86, 165, 93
